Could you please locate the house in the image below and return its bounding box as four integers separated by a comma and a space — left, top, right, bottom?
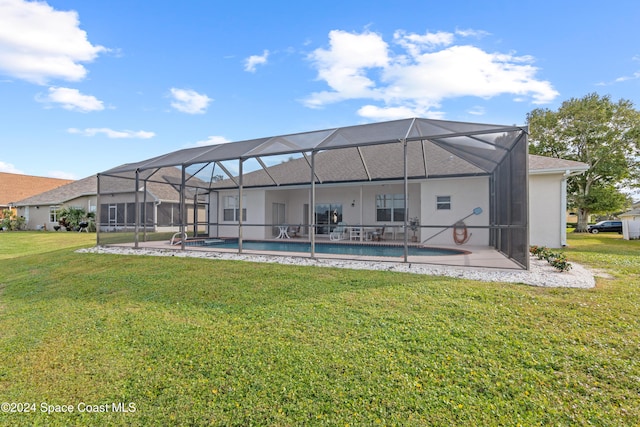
97, 118, 589, 269
204, 151, 586, 249
0, 172, 73, 215
620, 208, 640, 240
14, 168, 205, 232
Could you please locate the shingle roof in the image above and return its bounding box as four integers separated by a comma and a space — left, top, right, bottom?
210, 145, 588, 189
14, 167, 207, 206
14, 175, 97, 206
528, 154, 589, 174
0, 172, 74, 206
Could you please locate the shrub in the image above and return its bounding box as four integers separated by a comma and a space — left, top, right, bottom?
529, 245, 572, 272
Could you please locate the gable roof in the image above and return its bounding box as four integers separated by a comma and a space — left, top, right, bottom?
14, 175, 97, 206
0, 172, 74, 207
14, 167, 208, 207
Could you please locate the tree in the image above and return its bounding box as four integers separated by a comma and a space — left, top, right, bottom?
57, 207, 94, 231
527, 93, 640, 232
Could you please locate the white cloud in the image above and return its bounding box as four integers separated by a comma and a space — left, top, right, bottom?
305, 30, 390, 108
244, 50, 269, 72
37, 87, 104, 112
68, 128, 155, 139
358, 104, 445, 121
305, 29, 558, 120
455, 28, 491, 38
467, 106, 486, 116
0, 0, 106, 84
193, 135, 231, 147
0, 160, 24, 174
48, 170, 77, 180
169, 88, 212, 114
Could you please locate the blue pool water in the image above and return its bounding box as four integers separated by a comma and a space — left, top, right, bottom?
190, 239, 465, 257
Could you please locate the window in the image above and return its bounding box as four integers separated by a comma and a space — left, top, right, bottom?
437, 196, 451, 210
49, 205, 60, 222
223, 196, 246, 222
375, 194, 405, 222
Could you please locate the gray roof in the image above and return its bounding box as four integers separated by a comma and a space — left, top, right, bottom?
209, 148, 589, 190
620, 208, 640, 218
15, 175, 98, 206
14, 167, 203, 206
528, 154, 589, 174
102, 118, 527, 176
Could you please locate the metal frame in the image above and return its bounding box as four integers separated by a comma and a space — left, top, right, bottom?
97, 118, 529, 269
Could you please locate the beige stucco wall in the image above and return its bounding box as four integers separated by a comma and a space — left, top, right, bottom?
529, 174, 563, 248
17, 196, 97, 230
420, 176, 490, 246
210, 173, 569, 248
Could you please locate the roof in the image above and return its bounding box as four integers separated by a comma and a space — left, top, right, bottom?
0, 172, 74, 207
620, 209, 640, 218
528, 155, 589, 175
102, 118, 527, 177
14, 175, 97, 206
209, 148, 589, 190
14, 167, 206, 207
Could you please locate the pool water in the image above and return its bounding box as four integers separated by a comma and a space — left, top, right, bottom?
193, 239, 465, 257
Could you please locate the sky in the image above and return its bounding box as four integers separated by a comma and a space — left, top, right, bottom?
1, 0, 639, 180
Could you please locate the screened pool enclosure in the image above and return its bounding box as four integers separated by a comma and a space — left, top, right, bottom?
97, 118, 529, 269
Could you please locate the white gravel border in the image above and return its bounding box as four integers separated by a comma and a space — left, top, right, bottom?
78, 246, 596, 288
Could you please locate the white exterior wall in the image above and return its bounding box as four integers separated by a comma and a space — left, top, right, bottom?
210, 173, 570, 247
216, 189, 265, 239
529, 174, 563, 248
420, 177, 489, 246
212, 183, 422, 239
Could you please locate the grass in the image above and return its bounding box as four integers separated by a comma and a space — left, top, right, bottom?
0, 231, 638, 426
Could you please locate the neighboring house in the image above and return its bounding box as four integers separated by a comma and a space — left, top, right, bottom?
620, 208, 640, 240
14, 175, 98, 230
0, 172, 73, 214
14, 168, 205, 232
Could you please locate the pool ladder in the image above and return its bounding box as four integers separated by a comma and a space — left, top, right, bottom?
170, 232, 188, 245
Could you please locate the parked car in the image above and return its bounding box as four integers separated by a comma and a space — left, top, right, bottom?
587, 220, 622, 234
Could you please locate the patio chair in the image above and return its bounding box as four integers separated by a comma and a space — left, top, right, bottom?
329, 222, 348, 241
372, 225, 385, 241
288, 225, 301, 237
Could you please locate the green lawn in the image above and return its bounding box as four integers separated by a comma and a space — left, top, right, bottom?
0, 232, 638, 426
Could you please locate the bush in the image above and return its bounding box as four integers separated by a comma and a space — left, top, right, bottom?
0, 209, 25, 231
529, 245, 572, 272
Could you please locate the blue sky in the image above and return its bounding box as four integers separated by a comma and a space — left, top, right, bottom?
1, 0, 639, 179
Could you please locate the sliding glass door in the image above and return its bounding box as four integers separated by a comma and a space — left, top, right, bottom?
315, 203, 342, 234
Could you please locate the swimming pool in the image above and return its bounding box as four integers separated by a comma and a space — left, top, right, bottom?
187, 239, 466, 257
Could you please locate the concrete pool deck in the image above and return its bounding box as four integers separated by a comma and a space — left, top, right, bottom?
107, 239, 521, 269
83, 239, 597, 288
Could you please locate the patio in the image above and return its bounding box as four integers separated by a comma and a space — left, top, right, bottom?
97, 118, 529, 269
